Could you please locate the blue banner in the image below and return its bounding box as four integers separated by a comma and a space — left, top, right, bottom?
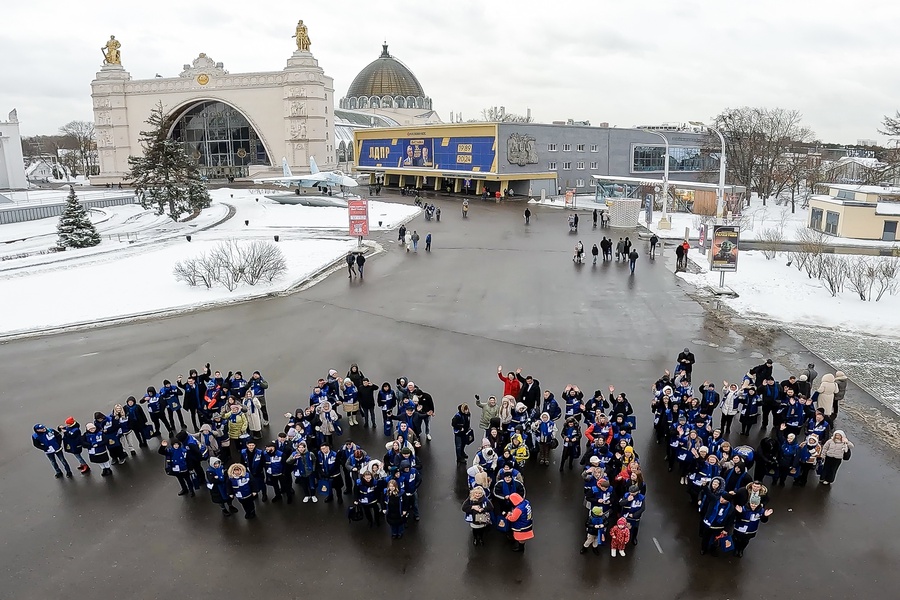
358, 136, 495, 172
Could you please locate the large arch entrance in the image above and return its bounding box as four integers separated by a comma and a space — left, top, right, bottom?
170, 100, 271, 179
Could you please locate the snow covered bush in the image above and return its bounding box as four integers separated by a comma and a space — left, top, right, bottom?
173, 240, 286, 291
819, 255, 847, 297
759, 227, 784, 260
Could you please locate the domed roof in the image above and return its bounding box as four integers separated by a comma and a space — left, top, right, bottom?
345, 44, 426, 99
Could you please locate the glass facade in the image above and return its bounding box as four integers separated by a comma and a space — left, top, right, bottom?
170, 101, 270, 179
632, 145, 718, 173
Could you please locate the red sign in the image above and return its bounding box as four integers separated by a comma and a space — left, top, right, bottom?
348, 200, 369, 236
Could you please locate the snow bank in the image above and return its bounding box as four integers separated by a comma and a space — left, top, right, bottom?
0, 238, 358, 336
678, 250, 900, 338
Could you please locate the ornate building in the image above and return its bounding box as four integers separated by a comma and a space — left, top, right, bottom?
338, 44, 440, 127
90, 22, 335, 184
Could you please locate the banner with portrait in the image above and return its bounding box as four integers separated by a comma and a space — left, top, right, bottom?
710, 225, 739, 271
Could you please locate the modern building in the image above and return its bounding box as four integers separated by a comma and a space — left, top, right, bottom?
809, 183, 900, 241
0, 109, 27, 190
353, 122, 714, 198
338, 43, 440, 127
90, 26, 337, 184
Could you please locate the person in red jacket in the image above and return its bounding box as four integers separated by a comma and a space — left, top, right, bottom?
498, 366, 521, 399
610, 517, 631, 556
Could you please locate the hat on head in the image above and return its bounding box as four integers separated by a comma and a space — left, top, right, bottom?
787, 433, 796, 442
799, 375, 808, 381
64, 417, 76, 426
591, 506, 603, 517
175, 431, 188, 443
629, 484, 640, 494
624, 446, 634, 454
589, 456, 601, 466
699, 446, 709, 454
400, 460, 411, 469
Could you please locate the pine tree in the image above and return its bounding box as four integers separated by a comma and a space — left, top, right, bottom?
125, 102, 211, 221
57, 186, 101, 249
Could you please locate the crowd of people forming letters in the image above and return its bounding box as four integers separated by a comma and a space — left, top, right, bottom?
30, 350, 855, 555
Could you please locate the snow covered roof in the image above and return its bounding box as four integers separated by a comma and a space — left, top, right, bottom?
591, 174, 746, 193
875, 202, 900, 216
827, 183, 900, 195
834, 156, 882, 168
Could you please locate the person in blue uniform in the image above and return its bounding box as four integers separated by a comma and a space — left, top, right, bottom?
732, 494, 774, 557
287, 440, 317, 503
316, 442, 344, 504
82, 422, 113, 476
580, 506, 605, 554
32, 424, 72, 478
206, 457, 238, 516
619, 484, 646, 545
141, 386, 173, 438
383, 479, 408, 538
241, 440, 268, 502
159, 379, 186, 430
264, 441, 290, 503
59, 417, 90, 474
354, 470, 383, 527
700, 495, 735, 554
227, 463, 257, 519
158, 438, 194, 496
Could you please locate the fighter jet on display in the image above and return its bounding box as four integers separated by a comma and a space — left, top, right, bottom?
253, 157, 358, 194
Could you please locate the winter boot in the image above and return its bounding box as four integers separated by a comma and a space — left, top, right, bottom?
101, 467, 112, 477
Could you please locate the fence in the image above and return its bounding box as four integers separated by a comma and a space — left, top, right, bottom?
0, 195, 138, 225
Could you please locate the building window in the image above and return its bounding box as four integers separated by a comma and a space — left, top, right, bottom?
563, 144, 571, 152
825, 211, 840, 235
548, 143, 557, 152
563, 161, 571, 170
548, 161, 557, 171
590, 161, 598, 170
576, 178, 585, 187
576, 161, 585, 170
576, 144, 585, 152
810, 207, 823, 230
590, 144, 598, 152
631, 145, 718, 173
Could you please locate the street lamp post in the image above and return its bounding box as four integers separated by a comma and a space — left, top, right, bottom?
641, 129, 670, 228
690, 121, 728, 288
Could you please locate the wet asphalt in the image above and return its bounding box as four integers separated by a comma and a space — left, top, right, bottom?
1, 195, 898, 599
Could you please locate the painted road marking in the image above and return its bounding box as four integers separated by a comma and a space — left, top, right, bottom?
653, 537, 663, 554
79, 352, 99, 357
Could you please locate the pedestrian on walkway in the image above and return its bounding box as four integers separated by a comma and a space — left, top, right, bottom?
356, 252, 366, 277
675, 243, 685, 271
436, 207, 441, 221
398, 224, 406, 243
615, 238, 624, 261
32, 424, 73, 479
592, 243, 599, 265
628, 249, 639, 273
60, 417, 90, 474
601, 237, 611, 261
524, 208, 531, 225
412, 231, 420, 252
404, 231, 412, 253
346, 252, 357, 278
505, 493, 534, 552
573, 213, 579, 231
425, 233, 432, 252
592, 209, 598, 228
650, 234, 659, 258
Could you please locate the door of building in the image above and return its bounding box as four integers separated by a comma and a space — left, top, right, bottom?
883, 221, 897, 242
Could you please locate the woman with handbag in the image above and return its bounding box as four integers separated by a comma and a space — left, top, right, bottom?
819, 430, 854, 485
462, 486, 494, 546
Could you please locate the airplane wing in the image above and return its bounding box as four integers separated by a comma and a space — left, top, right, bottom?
252, 173, 331, 185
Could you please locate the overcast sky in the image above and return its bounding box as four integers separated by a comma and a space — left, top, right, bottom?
2, 0, 898, 144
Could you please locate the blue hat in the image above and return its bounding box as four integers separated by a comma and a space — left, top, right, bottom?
400, 460, 411, 469
33, 423, 45, 432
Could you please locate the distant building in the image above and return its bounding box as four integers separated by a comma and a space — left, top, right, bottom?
824, 156, 889, 185
0, 109, 27, 190
809, 183, 900, 241
25, 157, 58, 183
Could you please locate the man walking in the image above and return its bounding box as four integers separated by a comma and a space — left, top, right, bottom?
356, 252, 366, 277
412, 231, 420, 252
524, 208, 531, 225
32, 424, 73, 479
628, 249, 639, 274
346, 252, 357, 278
592, 243, 599, 265
425, 233, 432, 252
650, 234, 659, 258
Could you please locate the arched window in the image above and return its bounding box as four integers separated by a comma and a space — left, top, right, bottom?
349, 97, 357, 110
359, 97, 368, 109
407, 96, 416, 108
396, 96, 405, 108
416, 97, 424, 109
371, 96, 380, 108
382, 96, 393, 108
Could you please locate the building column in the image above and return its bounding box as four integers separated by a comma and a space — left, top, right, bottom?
434, 177, 441, 191
454, 178, 462, 193
475, 180, 484, 195
398, 175, 405, 188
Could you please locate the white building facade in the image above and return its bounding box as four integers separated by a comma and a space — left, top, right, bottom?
91, 37, 335, 184
0, 109, 27, 190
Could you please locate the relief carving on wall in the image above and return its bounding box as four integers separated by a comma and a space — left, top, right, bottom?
506, 133, 538, 166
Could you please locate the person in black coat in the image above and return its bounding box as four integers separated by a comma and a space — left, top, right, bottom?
753, 359, 774, 387
452, 404, 472, 464
515, 371, 542, 412
358, 378, 379, 429
753, 436, 780, 483
676, 348, 696, 375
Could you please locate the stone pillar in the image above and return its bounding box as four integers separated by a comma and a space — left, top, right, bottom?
91, 63, 132, 184
283, 50, 334, 174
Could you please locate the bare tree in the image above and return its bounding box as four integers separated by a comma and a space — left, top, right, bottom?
59, 121, 97, 177
819, 255, 847, 297
713, 107, 815, 204
173, 258, 201, 287
875, 256, 900, 301
197, 253, 220, 289
845, 256, 873, 300
476, 106, 533, 123
210, 240, 244, 291
240, 240, 287, 285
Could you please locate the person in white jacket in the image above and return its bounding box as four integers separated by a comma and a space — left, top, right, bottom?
719, 381, 741, 436
816, 374, 839, 418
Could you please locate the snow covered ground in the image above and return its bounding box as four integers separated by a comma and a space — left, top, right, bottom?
677, 250, 900, 337
0, 188, 419, 337
528, 195, 610, 212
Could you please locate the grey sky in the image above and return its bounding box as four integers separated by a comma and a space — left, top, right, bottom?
2, 0, 898, 144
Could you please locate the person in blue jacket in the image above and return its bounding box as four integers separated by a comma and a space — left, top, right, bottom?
206, 457, 238, 516
377, 382, 397, 436
287, 440, 317, 503
700, 495, 735, 554
397, 459, 421, 521
32, 424, 72, 478
580, 505, 606, 555
354, 470, 383, 527
782, 393, 806, 437
124, 396, 150, 447
241, 440, 268, 502
82, 422, 114, 476
227, 462, 257, 519
619, 484, 646, 545
158, 438, 194, 496
317, 442, 344, 504
177, 373, 203, 430
59, 417, 90, 474
559, 417, 582, 472
263, 441, 290, 503
732, 495, 774, 557
247, 371, 270, 426
697, 476, 725, 534
776, 425, 801, 486
738, 387, 761, 436
140, 386, 173, 438
159, 379, 186, 430
562, 386, 584, 422
383, 479, 408, 539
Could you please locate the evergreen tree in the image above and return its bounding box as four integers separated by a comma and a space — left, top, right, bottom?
57, 186, 101, 249
125, 102, 211, 221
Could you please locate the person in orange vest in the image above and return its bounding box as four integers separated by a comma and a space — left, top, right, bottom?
505, 492, 534, 553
